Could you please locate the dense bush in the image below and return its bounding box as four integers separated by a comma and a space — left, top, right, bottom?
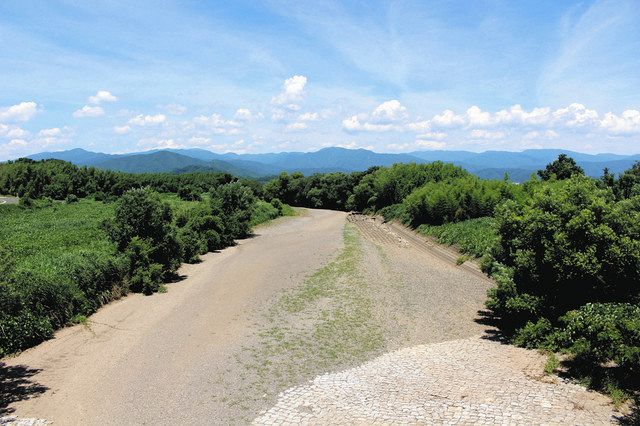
402, 177, 517, 226
488, 176, 640, 327
0, 172, 285, 355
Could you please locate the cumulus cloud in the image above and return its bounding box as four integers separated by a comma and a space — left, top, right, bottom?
599, 110, 640, 135
553, 103, 599, 128
272, 75, 307, 107
73, 105, 105, 118
129, 114, 166, 126
137, 138, 183, 150
113, 125, 131, 134
38, 128, 62, 137
0, 124, 30, 139
342, 100, 422, 133
88, 90, 117, 104
0, 101, 39, 122
371, 100, 408, 123
431, 109, 465, 128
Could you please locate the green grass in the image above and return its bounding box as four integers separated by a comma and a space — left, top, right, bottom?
233, 224, 384, 410
544, 352, 559, 375
0, 199, 116, 281
417, 217, 498, 258
249, 200, 297, 227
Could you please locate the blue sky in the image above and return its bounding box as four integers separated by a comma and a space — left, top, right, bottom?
1, 0, 639, 159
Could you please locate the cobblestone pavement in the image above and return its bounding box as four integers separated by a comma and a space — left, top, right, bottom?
254, 336, 617, 425
0, 418, 48, 426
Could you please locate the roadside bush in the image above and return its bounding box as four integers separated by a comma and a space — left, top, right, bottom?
490, 176, 640, 324
556, 303, 640, 373
403, 177, 514, 226
65, 193, 79, 203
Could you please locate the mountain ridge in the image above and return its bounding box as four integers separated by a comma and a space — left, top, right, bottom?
22, 146, 640, 182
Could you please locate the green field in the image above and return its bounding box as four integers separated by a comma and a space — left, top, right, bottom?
0, 199, 116, 281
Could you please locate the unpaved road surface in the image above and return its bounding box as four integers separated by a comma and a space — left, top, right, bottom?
3, 210, 346, 425
3, 210, 619, 424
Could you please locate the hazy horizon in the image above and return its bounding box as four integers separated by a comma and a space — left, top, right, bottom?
1, 0, 639, 160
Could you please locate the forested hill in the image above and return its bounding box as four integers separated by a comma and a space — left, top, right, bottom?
24, 147, 640, 182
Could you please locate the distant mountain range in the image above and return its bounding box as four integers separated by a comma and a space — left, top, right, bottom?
24, 147, 640, 182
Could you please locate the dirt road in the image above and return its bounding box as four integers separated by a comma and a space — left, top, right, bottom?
3, 210, 617, 424
3, 210, 347, 425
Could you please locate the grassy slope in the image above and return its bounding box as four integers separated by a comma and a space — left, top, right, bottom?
417, 217, 498, 258
0, 199, 116, 281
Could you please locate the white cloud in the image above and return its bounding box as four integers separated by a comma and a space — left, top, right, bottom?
553, 103, 599, 128
469, 129, 506, 140
0, 101, 39, 122
342, 100, 415, 132
38, 128, 62, 137
88, 90, 117, 104
0, 124, 30, 139
431, 109, 465, 128
599, 110, 640, 135
234, 108, 253, 120
342, 114, 396, 132
466, 106, 492, 126
495, 105, 552, 126
272, 75, 307, 106
113, 125, 131, 134
73, 105, 105, 118
371, 100, 407, 123
129, 114, 166, 126
298, 112, 319, 121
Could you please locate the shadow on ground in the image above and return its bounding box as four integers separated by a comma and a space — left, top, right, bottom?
0, 363, 48, 415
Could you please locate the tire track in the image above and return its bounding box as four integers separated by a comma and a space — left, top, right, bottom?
347, 213, 492, 283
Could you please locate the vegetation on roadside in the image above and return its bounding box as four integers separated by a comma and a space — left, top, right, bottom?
0, 159, 292, 357
417, 217, 497, 258
263, 155, 640, 403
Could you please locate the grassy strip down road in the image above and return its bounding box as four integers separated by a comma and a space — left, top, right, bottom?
233, 224, 384, 416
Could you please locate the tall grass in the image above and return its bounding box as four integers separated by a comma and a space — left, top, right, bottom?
417, 217, 498, 258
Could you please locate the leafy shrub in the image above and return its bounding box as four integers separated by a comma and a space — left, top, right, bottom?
557, 303, 640, 373
490, 176, 640, 324
65, 193, 79, 203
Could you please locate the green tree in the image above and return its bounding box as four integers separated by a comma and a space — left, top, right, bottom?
537, 154, 584, 180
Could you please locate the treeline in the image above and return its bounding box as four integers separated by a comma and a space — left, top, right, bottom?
0, 158, 250, 201
263, 155, 640, 393
265, 161, 522, 226
0, 159, 286, 356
